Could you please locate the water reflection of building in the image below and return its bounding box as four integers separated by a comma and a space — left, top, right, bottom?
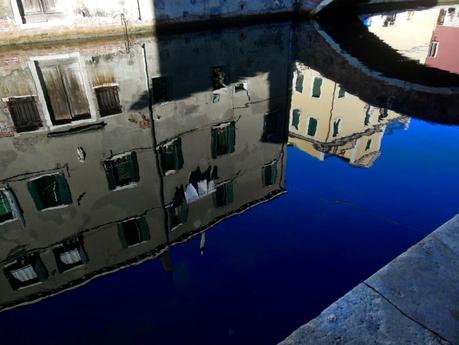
0, 25, 289, 311
289, 63, 409, 168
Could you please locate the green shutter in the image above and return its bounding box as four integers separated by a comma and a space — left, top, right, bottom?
262, 166, 267, 187
365, 109, 371, 126
179, 202, 189, 224
0, 192, 12, 217
333, 119, 341, 137
27, 180, 45, 211
228, 123, 236, 154
4, 268, 20, 290
211, 128, 218, 159
296, 73, 304, 93
137, 217, 150, 242
225, 182, 234, 205
175, 138, 184, 170
308, 118, 318, 137
271, 164, 278, 185
56, 173, 72, 205
312, 77, 322, 98
33, 257, 49, 282
338, 87, 346, 98
129, 152, 140, 183
292, 109, 301, 130
104, 161, 117, 190
117, 223, 128, 248
79, 242, 89, 264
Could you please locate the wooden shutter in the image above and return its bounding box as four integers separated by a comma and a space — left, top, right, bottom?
56, 173, 72, 205
312, 78, 322, 98
95, 86, 121, 116
211, 128, 218, 159
365, 109, 371, 126
8, 97, 42, 132
39, 65, 73, 123
308, 118, 318, 137
333, 119, 341, 137
60, 63, 90, 119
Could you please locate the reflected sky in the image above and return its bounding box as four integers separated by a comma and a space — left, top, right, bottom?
0, 5, 458, 345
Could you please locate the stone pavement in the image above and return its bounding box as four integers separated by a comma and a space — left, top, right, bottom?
279, 215, 459, 345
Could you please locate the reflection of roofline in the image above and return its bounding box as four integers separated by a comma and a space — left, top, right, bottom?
288, 116, 403, 152
0, 188, 286, 313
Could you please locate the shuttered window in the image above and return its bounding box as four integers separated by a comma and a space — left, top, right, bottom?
214, 181, 234, 208
379, 108, 388, 121
158, 138, 184, 175
95, 86, 122, 116
53, 238, 88, 273
211, 122, 236, 158
7, 97, 42, 133
312, 77, 323, 98
365, 108, 371, 126
36, 60, 90, 125
167, 187, 189, 230
0, 189, 20, 223
295, 72, 304, 93
152, 77, 169, 104
104, 152, 140, 190
292, 109, 301, 130
333, 118, 342, 137
262, 162, 278, 187
4, 254, 49, 290
338, 87, 346, 98
18, 0, 64, 24
118, 217, 150, 248
27, 173, 72, 210
307, 117, 318, 137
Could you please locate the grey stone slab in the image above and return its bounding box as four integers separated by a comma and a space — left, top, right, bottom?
279, 284, 448, 345
366, 217, 459, 344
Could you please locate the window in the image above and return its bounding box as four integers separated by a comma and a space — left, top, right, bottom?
7, 96, 42, 132
211, 122, 236, 158
117, 217, 150, 248
17, 0, 65, 24
312, 77, 323, 98
158, 138, 184, 175
291, 109, 301, 130
364, 107, 372, 126
379, 108, 388, 121
35, 59, 91, 125
152, 77, 169, 104
428, 41, 439, 58
365, 139, 373, 151
104, 152, 140, 190
27, 173, 72, 210
0, 188, 21, 224
214, 181, 234, 208
211, 66, 227, 90
307, 117, 318, 137
53, 237, 88, 273
338, 86, 346, 98
94, 85, 122, 116
167, 187, 189, 230
4, 254, 48, 290
333, 118, 342, 137
295, 72, 304, 93
262, 161, 278, 187
262, 112, 283, 143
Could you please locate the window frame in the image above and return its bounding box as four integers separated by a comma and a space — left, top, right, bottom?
3, 254, 49, 290
104, 151, 140, 191
93, 84, 122, 117
27, 172, 73, 211
311, 77, 323, 98
117, 217, 151, 248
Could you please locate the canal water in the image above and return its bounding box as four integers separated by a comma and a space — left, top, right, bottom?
0, 5, 458, 345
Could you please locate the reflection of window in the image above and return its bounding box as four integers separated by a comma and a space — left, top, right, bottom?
379, 108, 389, 121
338, 87, 346, 98
36, 59, 90, 125
291, 109, 301, 130
152, 77, 169, 104
263, 112, 283, 142
214, 181, 234, 208
295, 72, 304, 93
167, 187, 189, 230
333, 118, 342, 137
159, 138, 184, 175
365, 107, 372, 126
4, 254, 48, 290
104, 152, 140, 190
307, 117, 318, 137
211, 122, 236, 158
94, 85, 122, 116
53, 238, 88, 273
211, 66, 227, 90
428, 41, 439, 58
17, 0, 65, 24
262, 161, 278, 187
7, 96, 42, 132
118, 217, 150, 248
27, 173, 72, 210
312, 77, 323, 98
0, 188, 21, 224
365, 139, 373, 151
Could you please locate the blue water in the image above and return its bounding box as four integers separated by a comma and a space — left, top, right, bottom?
1, 118, 457, 345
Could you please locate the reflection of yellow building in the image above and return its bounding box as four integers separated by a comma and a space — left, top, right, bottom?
289, 63, 409, 168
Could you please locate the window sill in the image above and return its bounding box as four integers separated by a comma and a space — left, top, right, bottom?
110, 183, 139, 192
48, 121, 106, 138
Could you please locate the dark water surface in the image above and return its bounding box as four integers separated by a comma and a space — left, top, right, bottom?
0, 5, 458, 345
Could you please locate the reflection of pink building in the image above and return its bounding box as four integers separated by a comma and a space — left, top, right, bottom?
426, 7, 459, 74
